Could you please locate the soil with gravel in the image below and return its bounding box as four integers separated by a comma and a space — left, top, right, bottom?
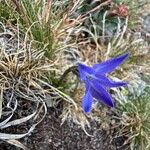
0, 104, 128, 150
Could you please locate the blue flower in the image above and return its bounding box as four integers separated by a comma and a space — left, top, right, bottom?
78, 53, 129, 113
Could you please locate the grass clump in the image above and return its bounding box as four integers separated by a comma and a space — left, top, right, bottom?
10, 0, 55, 58
0, 6, 76, 147
113, 86, 150, 150
0, 24, 52, 138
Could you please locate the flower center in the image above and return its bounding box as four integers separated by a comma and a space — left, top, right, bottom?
86, 75, 93, 81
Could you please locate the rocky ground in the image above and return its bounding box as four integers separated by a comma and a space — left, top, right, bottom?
0, 105, 128, 150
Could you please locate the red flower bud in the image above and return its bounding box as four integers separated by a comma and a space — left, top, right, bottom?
117, 4, 128, 17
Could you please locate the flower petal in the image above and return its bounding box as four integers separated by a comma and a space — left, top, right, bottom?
82, 83, 93, 113
93, 53, 129, 74
91, 79, 114, 107
95, 74, 127, 88
78, 63, 94, 81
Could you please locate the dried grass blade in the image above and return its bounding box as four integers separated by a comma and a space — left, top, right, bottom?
1, 111, 36, 129
0, 88, 3, 118
6, 139, 28, 150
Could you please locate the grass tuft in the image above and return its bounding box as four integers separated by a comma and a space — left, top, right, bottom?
113, 85, 150, 150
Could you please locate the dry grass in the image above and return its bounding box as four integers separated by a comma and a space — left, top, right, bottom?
0, 21, 76, 148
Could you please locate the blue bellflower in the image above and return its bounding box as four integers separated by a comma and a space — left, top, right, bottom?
78, 53, 129, 113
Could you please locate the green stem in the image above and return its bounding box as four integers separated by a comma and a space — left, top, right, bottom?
57, 65, 78, 86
